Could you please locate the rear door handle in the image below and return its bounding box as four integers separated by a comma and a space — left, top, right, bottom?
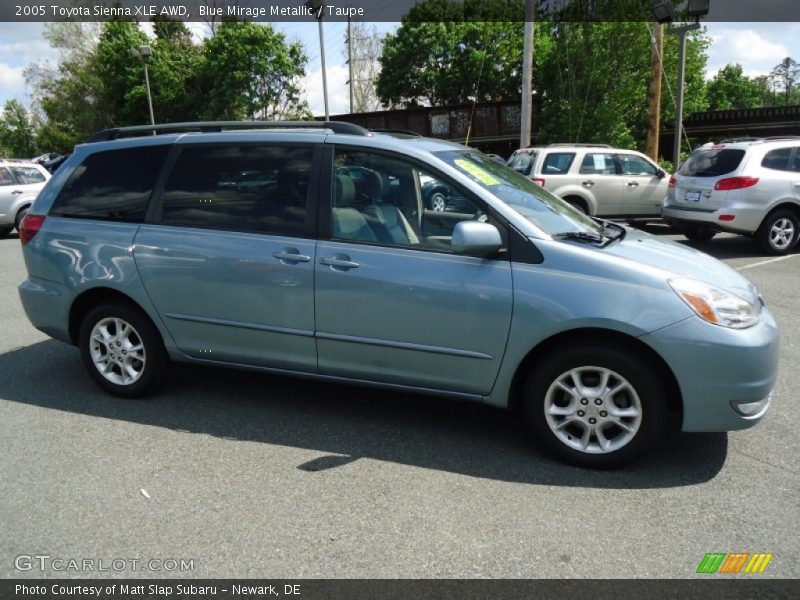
627, 181, 640, 187
320, 256, 360, 270
582, 180, 594, 187
11, 190, 23, 195
272, 249, 311, 264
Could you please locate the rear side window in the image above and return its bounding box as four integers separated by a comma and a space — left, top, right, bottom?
761, 147, 793, 171
11, 166, 46, 184
679, 148, 745, 177
579, 153, 617, 175
541, 152, 575, 174
51, 146, 169, 222
0, 167, 14, 186
508, 151, 537, 175
161, 145, 313, 237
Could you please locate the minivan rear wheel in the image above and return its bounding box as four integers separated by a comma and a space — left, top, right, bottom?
79, 302, 167, 398
521, 345, 667, 468
757, 209, 799, 255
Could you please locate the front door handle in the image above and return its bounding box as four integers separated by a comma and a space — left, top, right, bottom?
11, 190, 23, 195
627, 181, 640, 187
581, 180, 594, 187
794, 182, 800, 187
272, 249, 311, 264
320, 255, 360, 270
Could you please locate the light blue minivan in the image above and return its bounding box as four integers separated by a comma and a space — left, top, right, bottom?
18, 122, 779, 468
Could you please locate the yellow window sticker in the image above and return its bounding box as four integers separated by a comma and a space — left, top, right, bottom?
454, 159, 501, 186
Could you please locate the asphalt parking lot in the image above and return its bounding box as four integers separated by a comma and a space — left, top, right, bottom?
0, 226, 797, 580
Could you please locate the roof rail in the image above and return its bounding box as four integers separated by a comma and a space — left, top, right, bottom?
371, 128, 423, 137
718, 137, 763, 143
760, 135, 800, 141
546, 143, 612, 148
86, 120, 371, 143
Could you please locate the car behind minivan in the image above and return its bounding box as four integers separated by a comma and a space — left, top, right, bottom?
18, 122, 779, 468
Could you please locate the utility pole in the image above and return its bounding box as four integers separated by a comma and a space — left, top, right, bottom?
645, 22, 663, 162
520, 0, 535, 148
347, 15, 354, 114
668, 23, 699, 169
306, 0, 329, 120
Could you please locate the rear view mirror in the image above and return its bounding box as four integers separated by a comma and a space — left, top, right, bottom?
451, 221, 502, 256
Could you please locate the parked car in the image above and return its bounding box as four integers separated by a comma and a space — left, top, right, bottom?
0, 159, 51, 237
507, 144, 670, 218
420, 173, 474, 213
662, 138, 800, 254
18, 121, 778, 468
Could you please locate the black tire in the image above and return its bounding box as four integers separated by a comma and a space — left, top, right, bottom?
14, 206, 30, 232
520, 344, 667, 469
681, 226, 715, 243
756, 209, 800, 255
564, 197, 588, 214
79, 301, 167, 398
0, 226, 12, 238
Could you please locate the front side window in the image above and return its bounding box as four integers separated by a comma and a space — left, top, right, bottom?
435, 150, 603, 237
541, 152, 576, 174
619, 154, 657, 176
11, 166, 47, 184
161, 145, 313, 237
50, 146, 169, 222
0, 167, 15, 186
331, 148, 499, 252
761, 147, 793, 172
579, 153, 617, 175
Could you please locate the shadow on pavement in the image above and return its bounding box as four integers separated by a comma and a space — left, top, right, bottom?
0, 340, 729, 489
635, 222, 794, 261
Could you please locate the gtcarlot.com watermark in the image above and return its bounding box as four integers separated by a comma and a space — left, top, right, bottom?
15, 554, 195, 573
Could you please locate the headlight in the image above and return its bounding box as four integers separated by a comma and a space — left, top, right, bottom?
668, 277, 760, 329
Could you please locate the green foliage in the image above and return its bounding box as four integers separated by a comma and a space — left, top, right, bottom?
199, 21, 309, 120
376, 21, 525, 107
0, 100, 39, 158
770, 57, 800, 106
25, 19, 310, 153
707, 64, 769, 111
536, 23, 708, 152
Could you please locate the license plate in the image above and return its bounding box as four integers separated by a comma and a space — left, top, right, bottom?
685, 190, 701, 202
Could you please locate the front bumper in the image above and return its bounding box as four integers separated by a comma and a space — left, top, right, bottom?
641, 310, 779, 432
662, 203, 765, 234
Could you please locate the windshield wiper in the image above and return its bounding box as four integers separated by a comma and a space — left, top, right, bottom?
553, 231, 607, 245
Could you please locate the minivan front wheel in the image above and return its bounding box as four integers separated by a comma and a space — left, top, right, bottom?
757, 210, 799, 255
521, 345, 667, 468
79, 302, 166, 398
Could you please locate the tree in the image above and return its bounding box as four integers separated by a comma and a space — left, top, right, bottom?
706, 64, 768, 111
535, 22, 708, 151
769, 57, 800, 106
376, 21, 525, 107
0, 100, 39, 158
345, 22, 384, 113
199, 21, 310, 120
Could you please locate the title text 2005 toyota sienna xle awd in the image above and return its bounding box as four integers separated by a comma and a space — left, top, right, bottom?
17, 122, 779, 468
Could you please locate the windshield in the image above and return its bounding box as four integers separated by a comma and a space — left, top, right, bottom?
434, 150, 603, 236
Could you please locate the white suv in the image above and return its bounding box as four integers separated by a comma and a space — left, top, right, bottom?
0, 159, 51, 236
507, 144, 670, 218
663, 138, 800, 254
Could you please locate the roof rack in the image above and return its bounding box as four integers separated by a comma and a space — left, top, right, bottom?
371, 128, 423, 137
761, 136, 800, 141
547, 143, 612, 148
86, 120, 371, 143
717, 137, 763, 143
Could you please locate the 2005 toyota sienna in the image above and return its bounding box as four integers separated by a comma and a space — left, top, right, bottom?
17, 121, 779, 468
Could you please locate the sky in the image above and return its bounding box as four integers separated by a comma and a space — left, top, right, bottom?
1, 22, 800, 117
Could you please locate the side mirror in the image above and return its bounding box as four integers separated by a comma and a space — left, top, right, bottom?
657, 169, 667, 179
451, 221, 503, 256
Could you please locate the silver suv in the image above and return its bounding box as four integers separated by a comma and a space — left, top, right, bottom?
0, 159, 51, 237
663, 138, 800, 254
507, 144, 669, 218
